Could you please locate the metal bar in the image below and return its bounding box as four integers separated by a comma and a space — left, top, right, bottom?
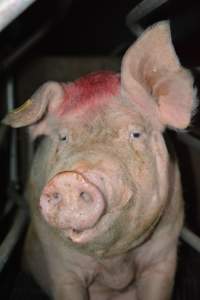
0, 208, 27, 271
7, 78, 18, 184
0, 0, 36, 32
111, 24, 144, 55
181, 227, 200, 253
175, 133, 200, 252
177, 132, 200, 151
0, 78, 19, 218
0, 19, 53, 73
128, 23, 144, 38
195, 67, 200, 73
0, 1, 73, 73
0, 124, 8, 147
126, 0, 168, 28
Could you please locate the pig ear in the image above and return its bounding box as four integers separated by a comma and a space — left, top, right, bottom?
121, 21, 197, 130
2, 82, 64, 128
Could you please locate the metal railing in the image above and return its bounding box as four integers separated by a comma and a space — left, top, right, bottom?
0, 0, 36, 32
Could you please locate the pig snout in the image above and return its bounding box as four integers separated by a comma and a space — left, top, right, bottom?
39, 171, 106, 232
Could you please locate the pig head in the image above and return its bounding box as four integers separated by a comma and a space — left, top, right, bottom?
2, 21, 196, 300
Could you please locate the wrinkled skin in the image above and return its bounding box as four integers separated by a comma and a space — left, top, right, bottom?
2, 22, 196, 300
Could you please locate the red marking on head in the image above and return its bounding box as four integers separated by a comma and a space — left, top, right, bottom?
58, 71, 120, 115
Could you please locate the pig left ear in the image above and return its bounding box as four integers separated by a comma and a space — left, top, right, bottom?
121, 21, 197, 130
2, 82, 64, 128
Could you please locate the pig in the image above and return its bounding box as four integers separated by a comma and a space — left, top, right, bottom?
2, 21, 197, 300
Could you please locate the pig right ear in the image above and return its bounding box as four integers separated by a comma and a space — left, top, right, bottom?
2, 81, 64, 129
121, 21, 197, 130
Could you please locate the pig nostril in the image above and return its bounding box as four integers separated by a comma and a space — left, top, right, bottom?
79, 191, 93, 203
49, 192, 62, 204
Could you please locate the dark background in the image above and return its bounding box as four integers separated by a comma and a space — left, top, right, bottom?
1, 0, 200, 71
0, 0, 200, 299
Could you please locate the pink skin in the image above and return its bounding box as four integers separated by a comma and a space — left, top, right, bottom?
2, 22, 197, 300
39, 171, 106, 233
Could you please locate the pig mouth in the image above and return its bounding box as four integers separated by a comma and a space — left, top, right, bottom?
64, 209, 120, 244
67, 226, 99, 243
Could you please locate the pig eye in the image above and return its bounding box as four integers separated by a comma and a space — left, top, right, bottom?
129, 126, 145, 141
129, 130, 142, 140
